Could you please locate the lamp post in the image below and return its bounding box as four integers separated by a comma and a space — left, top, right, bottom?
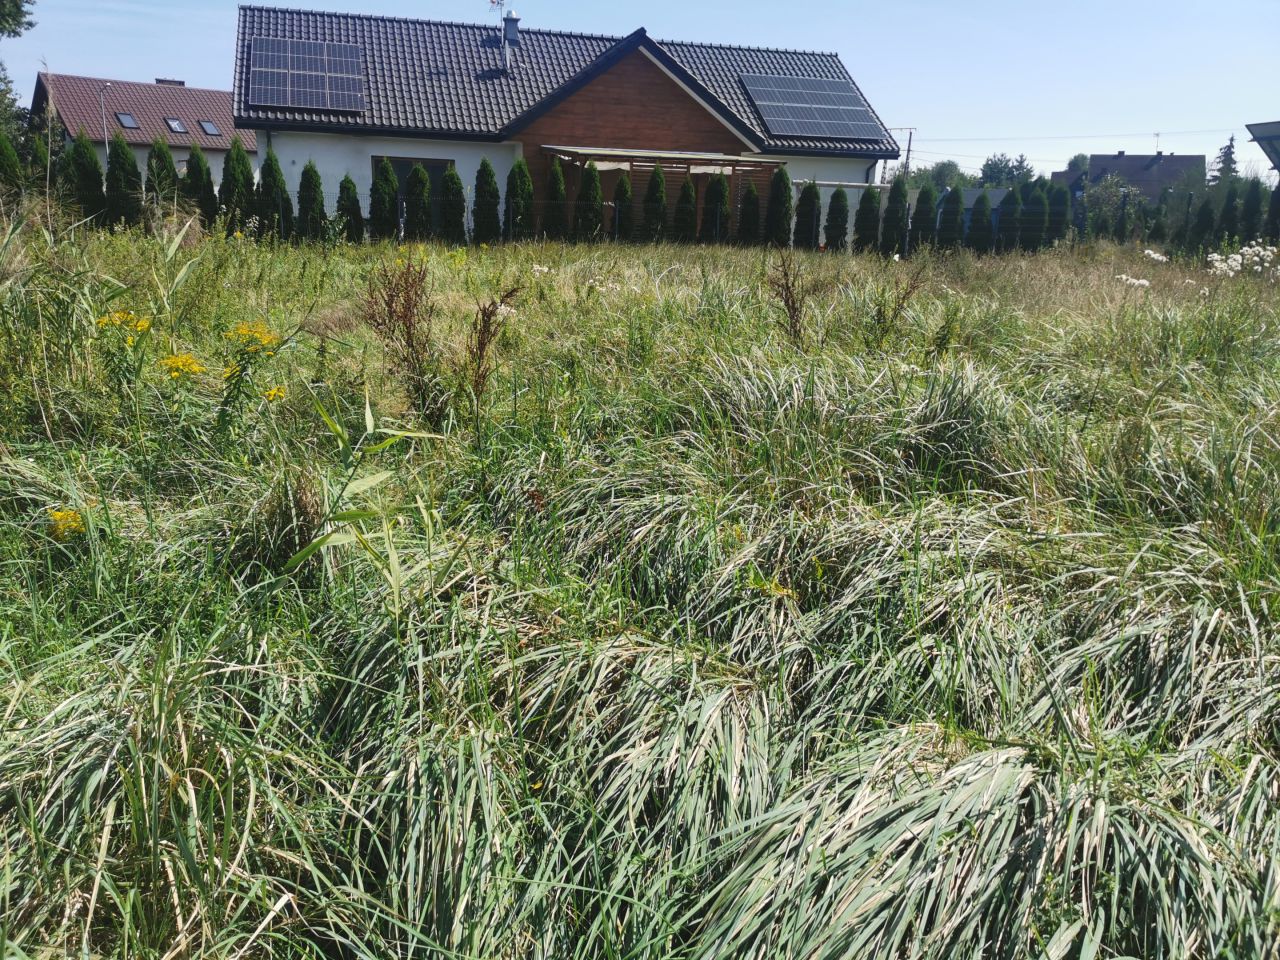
97, 82, 111, 187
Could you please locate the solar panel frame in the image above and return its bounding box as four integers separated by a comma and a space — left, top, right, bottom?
247, 37, 367, 114
740, 73, 888, 142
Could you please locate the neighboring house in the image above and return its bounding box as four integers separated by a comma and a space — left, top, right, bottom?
32, 73, 255, 186
1050, 151, 1205, 205
1246, 122, 1280, 173
232, 6, 899, 239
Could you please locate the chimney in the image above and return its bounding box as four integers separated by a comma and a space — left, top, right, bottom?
155, 78, 185, 86
503, 9, 520, 46
1117, 150, 1125, 157
1156, 150, 1163, 156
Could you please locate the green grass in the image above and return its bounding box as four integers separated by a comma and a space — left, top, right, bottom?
1, 218, 1279, 958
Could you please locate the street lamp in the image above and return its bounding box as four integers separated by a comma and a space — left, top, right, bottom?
97, 82, 111, 186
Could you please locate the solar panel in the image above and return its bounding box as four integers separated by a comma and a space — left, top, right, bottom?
740, 74, 887, 142
248, 37, 367, 113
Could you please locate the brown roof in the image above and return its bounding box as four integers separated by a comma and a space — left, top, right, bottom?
34, 73, 256, 153
1050, 152, 1204, 203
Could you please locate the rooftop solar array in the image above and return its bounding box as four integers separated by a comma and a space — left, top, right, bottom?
740, 74, 885, 142
248, 38, 366, 113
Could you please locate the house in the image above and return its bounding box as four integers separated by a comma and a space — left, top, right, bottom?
32, 73, 254, 184
231, 6, 899, 240
1246, 122, 1280, 173
1050, 151, 1205, 205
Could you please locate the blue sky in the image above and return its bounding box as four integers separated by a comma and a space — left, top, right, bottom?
5, 0, 1276, 180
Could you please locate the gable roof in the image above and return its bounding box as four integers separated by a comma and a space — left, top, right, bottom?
233, 6, 898, 159
1051, 152, 1205, 203
34, 73, 254, 153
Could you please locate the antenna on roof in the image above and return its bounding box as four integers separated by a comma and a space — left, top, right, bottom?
490, 0, 519, 72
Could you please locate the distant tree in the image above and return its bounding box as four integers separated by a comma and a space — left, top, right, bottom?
403, 163, 431, 241
255, 148, 293, 240
906, 159, 976, 193
793, 181, 821, 250
765, 165, 794, 246
144, 139, 178, 208
697, 173, 730, 244
1147, 202, 1168, 244
368, 157, 400, 241
104, 132, 142, 227
0, 0, 35, 37
1046, 183, 1070, 241
472, 157, 501, 244
824, 187, 849, 251
1240, 178, 1264, 243
438, 166, 467, 244
1209, 135, 1238, 185
573, 160, 604, 241
1266, 184, 1280, 243
737, 180, 760, 245
981, 152, 1035, 187
1019, 188, 1048, 250
1216, 183, 1240, 243
852, 187, 881, 252
1066, 153, 1089, 174
60, 129, 104, 220
612, 173, 633, 241
181, 142, 217, 225
1188, 197, 1216, 250
504, 158, 534, 240
996, 188, 1021, 251
0, 129, 22, 190
219, 136, 256, 233
296, 161, 327, 241
337, 174, 364, 243
909, 182, 938, 251
880, 177, 909, 257
543, 157, 567, 240
937, 187, 964, 248
643, 163, 667, 241
967, 190, 994, 253
672, 176, 697, 243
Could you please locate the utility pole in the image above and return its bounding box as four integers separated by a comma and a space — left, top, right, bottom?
97, 82, 111, 187
886, 127, 916, 182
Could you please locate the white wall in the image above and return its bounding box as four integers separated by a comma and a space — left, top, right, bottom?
772, 154, 881, 247
86, 141, 239, 188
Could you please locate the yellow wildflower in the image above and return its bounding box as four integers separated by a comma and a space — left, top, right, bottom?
97, 310, 151, 333
48, 507, 86, 541
159, 353, 206, 379
263, 386, 286, 403
233, 230, 244, 240
226, 320, 282, 354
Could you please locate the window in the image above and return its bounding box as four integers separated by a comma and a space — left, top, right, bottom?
198, 120, 220, 136
116, 112, 139, 129
164, 117, 187, 134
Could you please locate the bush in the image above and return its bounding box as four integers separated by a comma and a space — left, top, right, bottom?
909, 183, 938, 252
1266, 185, 1280, 242
765, 165, 794, 247
219, 136, 256, 233
967, 190, 994, 253
643, 163, 666, 241
438, 166, 467, 245
472, 158, 501, 245
337, 174, 365, 243
937, 187, 964, 248
996, 188, 1021, 252
296, 161, 327, 242
1189, 197, 1215, 250
255, 148, 294, 241
369, 157, 400, 241
60, 129, 104, 220
104, 132, 142, 227
880, 178, 908, 257
1216, 184, 1239, 244
1019, 188, 1048, 251
1047, 184, 1070, 241
573, 161, 603, 242
793, 181, 821, 250
0, 130, 22, 190
543, 157, 567, 240
403, 164, 431, 242
145, 139, 178, 208
1240, 178, 1264, 243
182, 143, 217, 226
700, 173, 730, 244
504, 158, 534, 241
824, 187, 849, 252
853, 187, 880, 252
673, 176, 697, 243
612, 173, 633, 241
737, 181, 760, 245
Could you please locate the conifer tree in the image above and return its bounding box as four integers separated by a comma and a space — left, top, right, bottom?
700, 173, 731, 244
369, 157, 400, 241
1209, 135, 1238, 185
643, 163, 667, 241
104, 132, 142, 227
937, 187, 964, 248
1240, 178, 1264, 243
219, 136, 256, 233
438, 166, 467, 244
672, 176, 697, 243
29, 135, 48, 187
182, 143, 217, 226
1113, 203, 1130, 245
60, 129, 104, 220
852, 187, 881, 253
573, 160, 603, 241
0, 130, 22, 190
144, 139, 178, 208
909, 183, 938, 251
472, 157, 501, 244
765, 165, 794, 246
337, 174, 364, 243
255, 148, 293, 240
1216, 183, 1239, 243
1046, 184, 1070, 242
824, 187, 849, 252
296, 161, 326, 241
612, 173, 633, 241
543, 157, 568, 240
1266, 185, 1280, 243
1189, 197, 1216, 250
403, 164, 432, 242
967, 190, 994, 254
880, 177, 909, 257
1019, 188, 1048, 251
793, 181, 821, 249
503, 158, 534, 241
995, 188, 1021, 252
737, 181, 760, 245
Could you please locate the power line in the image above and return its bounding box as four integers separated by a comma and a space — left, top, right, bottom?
914, 127, 1238, 144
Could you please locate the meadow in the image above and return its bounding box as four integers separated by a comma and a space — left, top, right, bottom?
1, 219, 1278, 959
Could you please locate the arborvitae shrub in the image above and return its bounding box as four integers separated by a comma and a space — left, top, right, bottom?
612, 173, 633, 241
672, 176, 697, 243
438, 166, 467, 244
29, 136, 48, 186
793, 181, 821, 250
1240, 178, 1264, 242
144, 139, 178, 207
543, 157, 567, 240
880, 178, 909, 257
1216, 185, 1240, 243
61, 130, 104, 220
573, 161, 603, 241
1113, 205, 1130, 244
852, 187, 881, 252
369, 157, 400, 241
1047, 184, 1070, 241
0, 130, 23, 190
1266, 185, 1280, 242
909, 183, 938, 252
182, 143, 217, 226
1092, 212, 1112, 241
967, 190, 994, 253
337, 175, 365, 243
472, 157, 501, 244
220, 136, 256, 233
765, 166, 794, 247
1189, 197, 1215, 250
700, 173, 730, 244
937, 187, 964, 248
402, 164, 431, 241
1019, 188, 1048, 251
104, 132, 142, 227
503, 158, 534, 240
643, 164, 666, 241
255, 148, 294, 240
737, 181, 760, 245
824, 187, 849, 251
296, 161, 327, 241
996, 188, 1021, 252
